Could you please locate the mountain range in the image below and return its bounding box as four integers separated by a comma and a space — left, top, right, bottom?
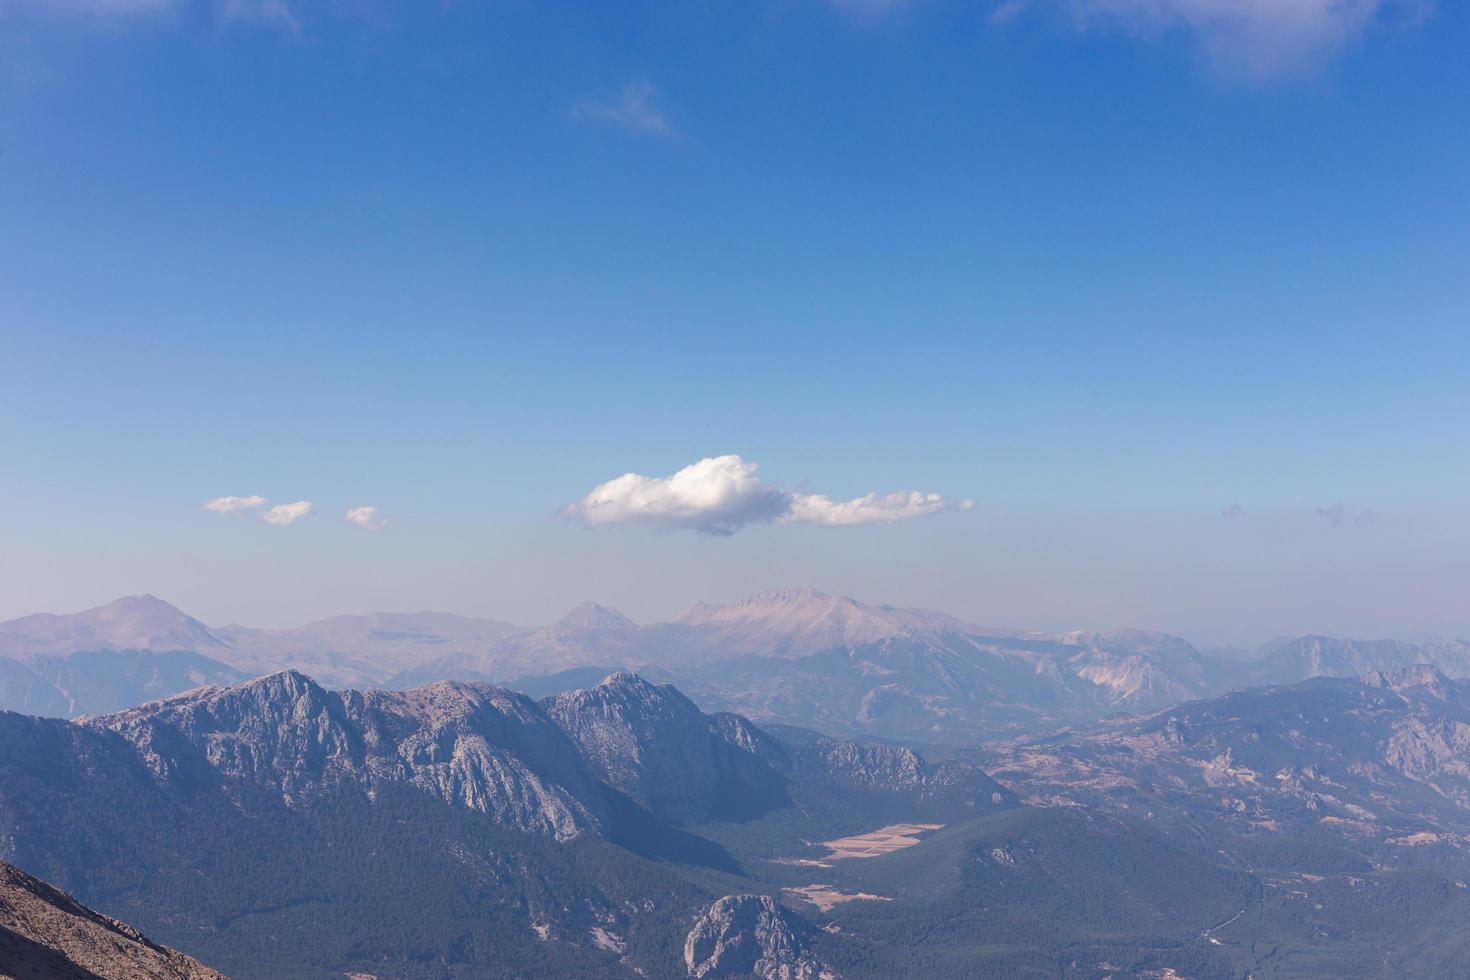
0, 668, 1010, 977
5, 591, 1470, 743
7, 665, 1470, 976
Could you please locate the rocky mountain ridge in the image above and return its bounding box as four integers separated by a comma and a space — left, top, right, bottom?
58, 668, 1008, 843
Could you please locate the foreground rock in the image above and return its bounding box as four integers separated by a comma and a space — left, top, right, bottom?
0, 859, 224, 980
684, 894, 834, 979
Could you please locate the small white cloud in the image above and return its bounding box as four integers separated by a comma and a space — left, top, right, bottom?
786, 490, 964, 526
261, 500, 314, 526
563, 454, 969, 536
571, 80, 674, 137
203, 495, 268, 515
344, 505, 387, 531
1064, 0, 1432, 78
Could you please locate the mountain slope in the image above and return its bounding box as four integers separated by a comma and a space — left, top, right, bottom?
0, 859, 224, 980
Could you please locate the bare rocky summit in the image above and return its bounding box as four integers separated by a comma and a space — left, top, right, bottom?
684, 894, 833, 979
0, 859, 223, 980
547, 672, 789, 823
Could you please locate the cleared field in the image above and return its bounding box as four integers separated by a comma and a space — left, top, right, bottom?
784, 884, 892, 912
819, 822, 944, 860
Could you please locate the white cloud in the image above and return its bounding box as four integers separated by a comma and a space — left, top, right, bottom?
261, 500, 314, 526
1063, 0, 1432, 77
344, 505, 387, 530
563, 454, 971, 535
203, 494, 268, 515
787, 489, 973, 526
570, 81, 674, 137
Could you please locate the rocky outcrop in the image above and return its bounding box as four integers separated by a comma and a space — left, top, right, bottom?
0, 859, 224, 979
683, 895, 832, 979
546, 673, 790, 823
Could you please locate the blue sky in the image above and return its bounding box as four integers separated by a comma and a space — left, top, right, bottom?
2, 0, 1467, 643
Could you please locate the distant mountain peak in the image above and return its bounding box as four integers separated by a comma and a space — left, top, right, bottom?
598, 670, 653, 689
734, 587, 834, 608
100, 593, 175, 611
553, 602, 636, 632
0, 594, 229, 659
243, 667, 323, 693
569, 671, 693, 714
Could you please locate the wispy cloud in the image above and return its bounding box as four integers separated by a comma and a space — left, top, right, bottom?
6, 0, 180, 15
261, 500, 314, 526
570, 81, 674, 137
1060, 0, 1432, 78
203, 494, 268, 515
990, 0, 1030, 24
344, 505, 387, 530
563, 454, 971, 535
4, 0, 300, 33
220, 0, 300, 36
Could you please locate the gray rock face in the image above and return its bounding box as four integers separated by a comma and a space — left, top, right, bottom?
90, 670, 606, 840
684, 895, 832, 979
546, 673, 790, 823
